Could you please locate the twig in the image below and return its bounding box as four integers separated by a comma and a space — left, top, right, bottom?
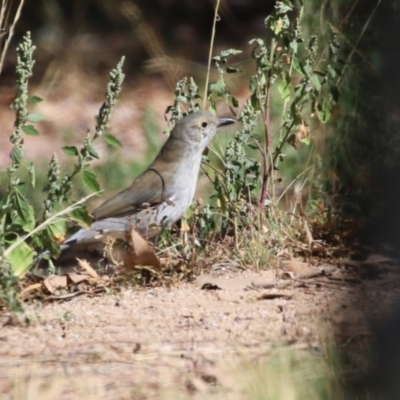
259, 38, 276, 209
203, 0, 221, 110
0, 0, 25, 78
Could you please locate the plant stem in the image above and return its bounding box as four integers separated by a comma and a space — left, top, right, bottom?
0, 0, 25, 77
268, 120, 296, 179
203, 0, 221, 110
259, 38, 276, 209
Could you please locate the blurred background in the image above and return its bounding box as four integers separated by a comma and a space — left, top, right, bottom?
0, 0, 274, 207
0, 0, 400, 246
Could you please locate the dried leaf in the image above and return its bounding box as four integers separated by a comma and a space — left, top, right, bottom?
304, 220, 313, 247
180, 219, 190, 232
123, 229, 161, 271
287, 259, 312, 273
67, 273, 89, 284
287, 259, 323, 278
311, 244, 327, 255
77, 258, 99, 278
20, 283, 42, 297
295, 120, 310, 142
43, 275, 68, 294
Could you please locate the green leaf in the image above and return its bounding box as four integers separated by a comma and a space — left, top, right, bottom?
25, 161, 35, 187
70, 206, 92, 228
250, 93, 261, 111
14, 190, 34, 229
231, 96, 239, 108
11, 147, 23, 164
327, 65, 337, 78
47, 220, 67, 243
292, 58, 303, 74
302, 63, 312, 76
88, 145, 99, 159
289, 41, 298, 52
103, 134, 123, 148
82, 170, 100, 192
22, 125, 39, 136
208, 103, 216, 115
317, 100, 332, 123
277, 80, 291, 101
209, 79, 225, 96
310, 74, 321, 92
12, 202, 35, 233
21, 204, 35, 232
62, 146, 79, 157
276, 4, 293, 14
26, 113, 44, 122
5, 240, 36, 277
300, 137, 311, 145
27, 95, 43, 104
273, 18, 283, 35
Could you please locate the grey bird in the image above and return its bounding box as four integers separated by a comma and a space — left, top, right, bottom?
62, 111, 235, 251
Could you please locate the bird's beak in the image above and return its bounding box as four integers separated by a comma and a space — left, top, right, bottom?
217, 117, 235, 128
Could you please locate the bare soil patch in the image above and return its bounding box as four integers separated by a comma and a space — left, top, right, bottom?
1, 256, 399, 399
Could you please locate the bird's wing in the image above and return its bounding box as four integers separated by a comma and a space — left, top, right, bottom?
92, 168, 167, 220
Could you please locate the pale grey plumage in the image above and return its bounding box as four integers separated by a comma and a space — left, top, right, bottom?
62, 111, 235, 250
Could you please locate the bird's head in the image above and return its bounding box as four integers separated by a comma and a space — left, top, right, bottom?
169, 111, 235, 152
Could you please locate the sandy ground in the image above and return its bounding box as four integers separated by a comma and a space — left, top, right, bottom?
0, 255, 399, 399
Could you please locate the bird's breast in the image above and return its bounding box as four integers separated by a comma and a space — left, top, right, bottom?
157, 151, 203, 222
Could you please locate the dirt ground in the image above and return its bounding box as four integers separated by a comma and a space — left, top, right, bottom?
1, 254, 399, 399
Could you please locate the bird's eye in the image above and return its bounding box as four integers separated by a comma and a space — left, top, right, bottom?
201, 122, 208, 128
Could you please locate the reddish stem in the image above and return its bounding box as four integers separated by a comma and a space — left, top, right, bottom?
259, 88, 272, 210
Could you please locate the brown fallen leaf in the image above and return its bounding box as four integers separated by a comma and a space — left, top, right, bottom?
303, 220, 313, 248
67, 273, 89, 284
312, 244, 327, 255
123, 228, 161, 271
287, 259, 324, 279
77, 258, 99, 278
288, 259, 316, 273
20, 283, 42, 297
43, 275, 68, 294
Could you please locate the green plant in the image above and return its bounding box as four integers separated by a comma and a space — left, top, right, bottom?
162, 0, 344, 255
0, 32, 125, 309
